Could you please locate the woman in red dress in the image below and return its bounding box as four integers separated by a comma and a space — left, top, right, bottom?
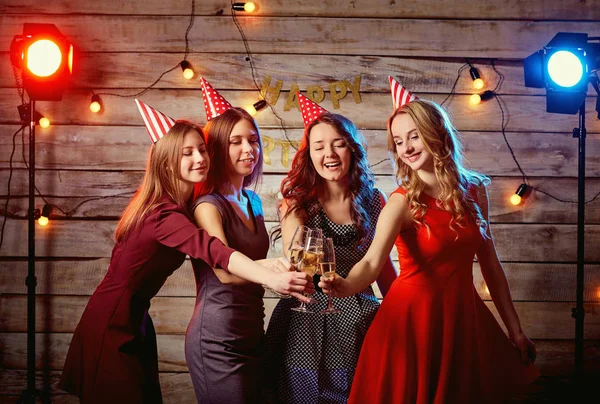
58, 100, 311, 404
321, 83, 539, 403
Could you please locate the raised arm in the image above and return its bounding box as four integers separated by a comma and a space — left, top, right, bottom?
279, 199, 307, 258
374, 190, 399, 297
475, 185, 536, 364
155, 201, 311, 299
194, 202, 248, 285
324, 192, 407, 297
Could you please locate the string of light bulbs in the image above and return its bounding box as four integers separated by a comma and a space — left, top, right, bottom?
447, 59, 600, 206
229, 0, 296, 149
1, 1, 262, 237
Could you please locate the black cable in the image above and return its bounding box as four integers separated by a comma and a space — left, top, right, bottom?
0, 126, 26, 252
230, 0, 298, 150
18, 131, 135, 217
489, 62, 600, 205
95, 0, 194, 99
440, 63, 468, 107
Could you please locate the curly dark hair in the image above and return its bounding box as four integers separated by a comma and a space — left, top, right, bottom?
280, 113, 376, 247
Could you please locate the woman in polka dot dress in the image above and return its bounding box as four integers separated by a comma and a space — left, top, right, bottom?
264, 95, 398, 404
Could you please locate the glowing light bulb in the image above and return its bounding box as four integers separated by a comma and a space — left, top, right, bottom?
245, 105, 258, 116
180, 60, 195, 80
27, 39, 62, 77
473, 78, 484, 90
90, 94, 102, 113
470, 94, 481, 105
38, 204, 51, 226
232, 2, 257, 12
510, 194, 522, 206
39, 117, 50, 128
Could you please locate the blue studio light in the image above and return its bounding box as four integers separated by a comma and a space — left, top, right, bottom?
523, 32, 598, 114
546, 50, 585, 88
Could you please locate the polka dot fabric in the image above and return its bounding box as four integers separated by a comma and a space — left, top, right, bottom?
200, 77, 233, 121
297, 92, 328, 128
264, 191, 384, 404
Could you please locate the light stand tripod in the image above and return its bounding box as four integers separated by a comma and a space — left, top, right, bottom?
18, 100, 50, 404
572, 104, 585, 381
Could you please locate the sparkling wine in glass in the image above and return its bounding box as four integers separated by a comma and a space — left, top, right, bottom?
292, 229, 322, 313
320, 237, 340, 314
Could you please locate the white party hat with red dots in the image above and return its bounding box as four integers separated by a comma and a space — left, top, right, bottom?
389, 76, 418, 110
297, 92, 328, 128
134, 99, 176, 143
200, 77, 234, 121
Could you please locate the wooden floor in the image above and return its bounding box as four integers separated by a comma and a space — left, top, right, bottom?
0, 340, 598, 403
511, 342, 600, 404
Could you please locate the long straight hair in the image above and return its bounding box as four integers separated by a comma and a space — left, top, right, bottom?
115, 120, 204, 242
194, 107, 263, 198
387, 100, 490, 237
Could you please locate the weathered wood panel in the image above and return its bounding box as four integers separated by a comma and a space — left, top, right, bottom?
3, 90, 600, 133
2, 171, 600, 223
0, 54, 551, 96
2, 16, 600, 58
2, 259, 600, 302
2, 331, 600, 374
3, 126, 600, 178
2, 219, 600, 261
1, 295, 599, 338
2, 0, 599, 20
2, 339, 600, 401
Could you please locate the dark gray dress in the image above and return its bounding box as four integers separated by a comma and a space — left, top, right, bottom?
185, 190, 269, 404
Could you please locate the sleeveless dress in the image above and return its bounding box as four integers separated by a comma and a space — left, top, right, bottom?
185, 190, 269, 404
348, 187, 540, 404
265, 191, 383, 403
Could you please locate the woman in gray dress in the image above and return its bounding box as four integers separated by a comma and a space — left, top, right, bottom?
185, 79, 303, 403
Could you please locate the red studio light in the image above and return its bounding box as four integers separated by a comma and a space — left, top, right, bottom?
10, 23, 74, 101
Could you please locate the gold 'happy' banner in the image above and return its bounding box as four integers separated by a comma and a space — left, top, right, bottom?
260, 75, 362, 110
259, 75, 363, 167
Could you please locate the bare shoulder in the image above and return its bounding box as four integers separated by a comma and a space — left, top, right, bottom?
194, 201, 223, 224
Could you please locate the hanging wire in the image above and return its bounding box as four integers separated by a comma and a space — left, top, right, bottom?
0, 126, 26, 251
1, 0, 197, 234
487, 61, 600, 204
95, 0, 195, 99
230, 0, 300, 150
440, 62, 469, 107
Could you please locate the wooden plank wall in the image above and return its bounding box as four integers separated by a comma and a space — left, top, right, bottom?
1, 0, 600, 402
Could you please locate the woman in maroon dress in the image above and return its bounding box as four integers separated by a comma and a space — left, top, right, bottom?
321, 80, 539, 403
58, 100, 311, 404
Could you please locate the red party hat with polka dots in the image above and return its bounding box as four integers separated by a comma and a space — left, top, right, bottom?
134, 99, 176, 143
297, 92, 328, 128
200, 77, 234, 121
389, 76, 418, 110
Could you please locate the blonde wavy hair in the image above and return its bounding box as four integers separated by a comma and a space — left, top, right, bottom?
115, 121, 204, 242
387, 100, 490, 237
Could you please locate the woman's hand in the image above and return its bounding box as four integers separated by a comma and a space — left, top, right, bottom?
511, 331, 537, 365
261, 257, 294, 273
266, 271, 315, 302
319, 273, 352, 298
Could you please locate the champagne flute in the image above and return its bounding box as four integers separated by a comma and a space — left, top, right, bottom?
292, 229, 323, 313
263, 226, 309, 299
320, 237, 340, 314
287, 225, 309, 267
285, 225, 309, 303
